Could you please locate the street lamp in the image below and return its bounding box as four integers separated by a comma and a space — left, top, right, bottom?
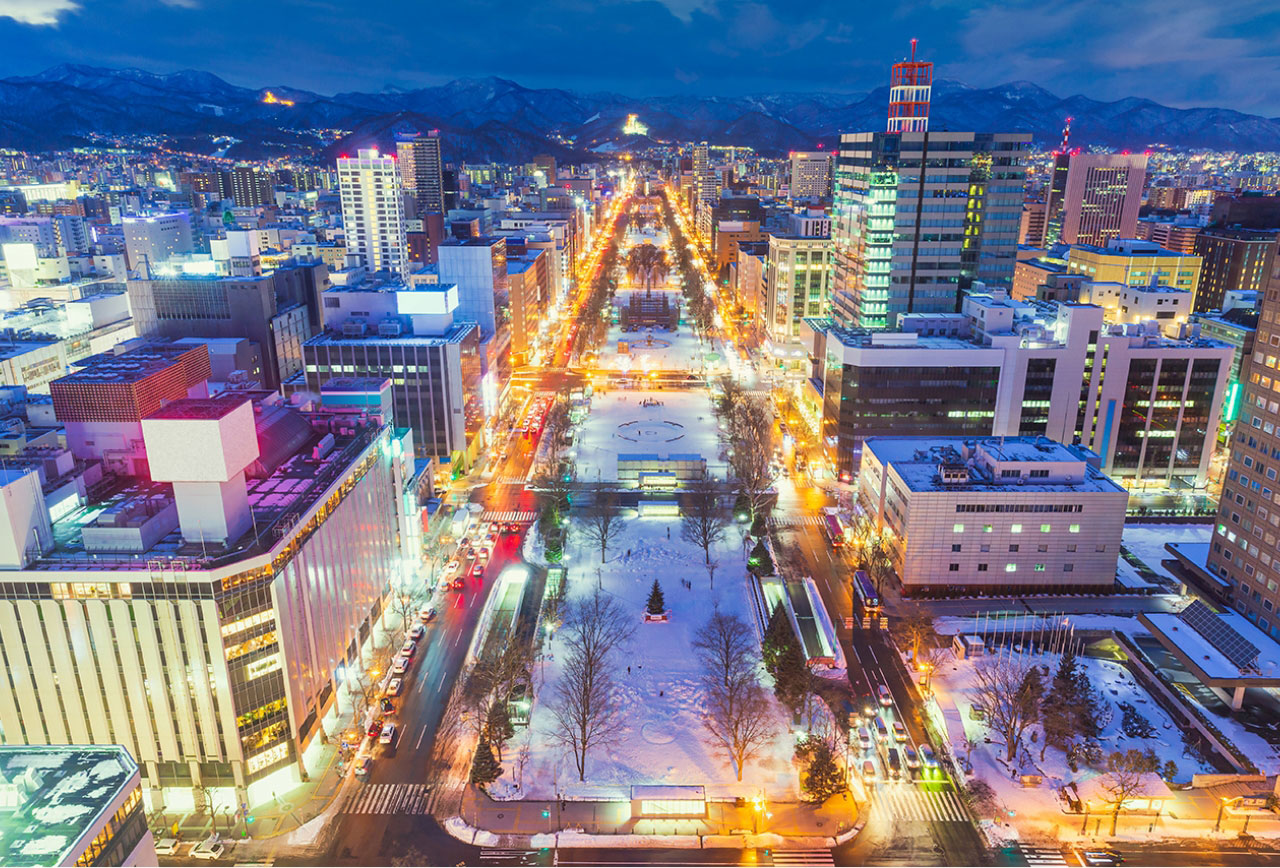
1215, 795, 1245, 832
751, 795, 765, 834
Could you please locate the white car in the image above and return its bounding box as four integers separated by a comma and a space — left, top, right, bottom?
379, 722, 397, 745
386, 677, 403, 696
190, 837, 225, 860
154, 838, 181, 856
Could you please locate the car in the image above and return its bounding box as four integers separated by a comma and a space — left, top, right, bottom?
367, 717, 384, 738
892, 720, 908, 743
391, 656, 409, 675
904, 745, 920, 770
472, 562, 484, 578
379, 697, 394, 714
874, 717, 889, 742
477, 546, 491, 562
400, 641, 416, 658
1082, 850, 1124, 866
450, 577, 466, 590
408, 624, 425, 640
420, 607, 437, 623
458, 537, 471, 549
857, 727, 872, 750
878, 685, 893, 707
485, 532, 498, 547
445, 558, 461, 575
154, 838, 181, 856
887, 748, 902, 779
860, 695, 877, 718
379, 722, 397, 745
191, 837, 226, 861
862, 759, 877, 782
386, 678, 403, 696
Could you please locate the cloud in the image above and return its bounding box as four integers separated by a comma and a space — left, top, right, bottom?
0, 0, 80, 25
159, 0, 199, 7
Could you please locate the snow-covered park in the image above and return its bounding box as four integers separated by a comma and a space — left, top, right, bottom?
499, 515, 800, 801
570, 387, 727, 483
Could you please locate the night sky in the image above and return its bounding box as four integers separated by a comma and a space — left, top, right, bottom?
1, 0, 1279, 114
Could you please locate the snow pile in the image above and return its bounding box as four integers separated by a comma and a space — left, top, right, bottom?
494, 516, 799, 802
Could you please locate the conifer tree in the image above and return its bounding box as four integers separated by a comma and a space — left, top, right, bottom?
646, 579, 666, 616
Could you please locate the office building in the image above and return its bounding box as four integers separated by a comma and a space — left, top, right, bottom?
0, 746, 153, 866
506, 249, 549, 364
1192, 227, 1277, 313
1077, 280, 1191, 333
121, 213, 193, 273
1055, 153, 1147, 247
788, 151, 833, 201
298, 275, 485, 467
337, 149, 408, 278
0, 389, 401, 808
763, 234, 834, 359
438, 237, 508, 339
813, 292, 1231, 486
397, 132, 444, 215
1134, 215, 1201, 254
831, 130, 1030, 330
858, 436, 1127, 595
1066, 239, 1201, 295
1190, 295, 1258, 431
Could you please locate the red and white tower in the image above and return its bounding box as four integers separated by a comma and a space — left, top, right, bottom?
887, 39, 932, 134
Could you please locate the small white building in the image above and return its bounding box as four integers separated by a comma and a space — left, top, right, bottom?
857, 435, 1129, 596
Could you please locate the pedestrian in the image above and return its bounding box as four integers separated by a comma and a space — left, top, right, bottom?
666, 526, 670, 539
659, 690, 664, 697
627, 666, 631, 674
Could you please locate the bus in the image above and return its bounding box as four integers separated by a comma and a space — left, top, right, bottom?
822, 513, 846, 548
854, 570, 880, 615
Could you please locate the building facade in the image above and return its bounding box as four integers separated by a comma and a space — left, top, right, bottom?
1191, 227, 1277, 314
337, 149, 408, 278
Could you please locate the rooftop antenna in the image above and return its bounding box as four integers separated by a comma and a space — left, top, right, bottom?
1059, 117, 1074, 154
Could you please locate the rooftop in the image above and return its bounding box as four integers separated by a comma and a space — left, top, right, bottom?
0, 745, 139, 868
1143, 603, 1280, 684
57, 342, 205, 385
147, 395, 248, 421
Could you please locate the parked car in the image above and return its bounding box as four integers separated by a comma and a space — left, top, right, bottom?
191, 837, 225, 861
878, 685, 893, 707
420, 607, 437, 622
154, 838, 181, 856
379, 723, 396, 745
366, 717, 384, 738
379, 697, 394, 714
386, 678, 403, 697
400, 641, 416, 658
904, 745, 920, 770
354, 755, 373, 777
391, 656, 409, 676
893, 720, 908, 743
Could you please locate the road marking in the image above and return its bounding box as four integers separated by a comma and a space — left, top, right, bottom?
415, 724, 427, 750
437, 670, 447, 691
770, 849, 835, 866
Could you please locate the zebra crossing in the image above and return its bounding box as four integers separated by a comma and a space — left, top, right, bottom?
870, 785, 969, 823
769, 849, 835, 867
767, 515, 826, 528
1018, 845, 1069, 866
480, 510, 538, 523
344, 783, 431, 815
496, 477, 529, 485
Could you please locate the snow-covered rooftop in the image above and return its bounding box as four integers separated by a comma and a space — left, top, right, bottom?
1143, 607, 1280, 683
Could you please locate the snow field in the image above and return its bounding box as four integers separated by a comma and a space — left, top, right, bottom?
570, 387, 727, 483
492, 516, 800, 801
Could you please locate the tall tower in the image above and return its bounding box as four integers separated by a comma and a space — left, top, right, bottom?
337, 148, 408, 278
887, 39, 932, 134
396, 132, 444, 215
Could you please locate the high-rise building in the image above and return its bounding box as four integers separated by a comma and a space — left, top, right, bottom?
397, 132, 444, 215
1056, 153, 1147, 247
1206, 263, 1280, 638
788, 151, 833, 201
1191, 227, 1278, 313
337, 149, 408, 278
831, 131, 1030, 329
692, 143, 719, 221
230, 165, 274, 207
763, 234, 834, 355
438, 237, 509, 340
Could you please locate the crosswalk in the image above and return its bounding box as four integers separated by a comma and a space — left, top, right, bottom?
496, 477, 529, 485
869, 785, 969, 823
768, 515, 826, 528
1018, 845, 1069, 866
344, 783, 431, 815
481, 510, 538, 523
770, 849, 834, 867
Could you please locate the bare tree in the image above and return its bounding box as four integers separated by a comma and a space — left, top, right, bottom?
892, 608, 939, 670
1098, 749, 1160, 835
547, 589, 634, 781
850, 512, 896, 596
725, 396, 774, 523
971, 654, 1044, 764
387, 588, 421, 636
350, 642, 396, 725
580, 484, 623, 564
693, 610, 776, 781
681, 477, 730, 586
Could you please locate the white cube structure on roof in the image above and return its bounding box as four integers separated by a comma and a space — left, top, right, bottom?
142, 396, 260, 544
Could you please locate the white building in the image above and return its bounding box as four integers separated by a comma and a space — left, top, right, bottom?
337, 148, 408, 278
764, 234, 834, 360
788, 151, 833, 201
1078, 280, 1191, 334
858, 435, 1128, 595
122, 212, 194, 274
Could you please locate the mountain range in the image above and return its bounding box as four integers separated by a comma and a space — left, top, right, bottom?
3, 64, 1279, 163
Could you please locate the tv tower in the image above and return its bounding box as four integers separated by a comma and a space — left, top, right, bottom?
887, 39, 932, 134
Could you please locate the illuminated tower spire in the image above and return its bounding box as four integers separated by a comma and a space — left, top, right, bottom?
887, 38, 932, 134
